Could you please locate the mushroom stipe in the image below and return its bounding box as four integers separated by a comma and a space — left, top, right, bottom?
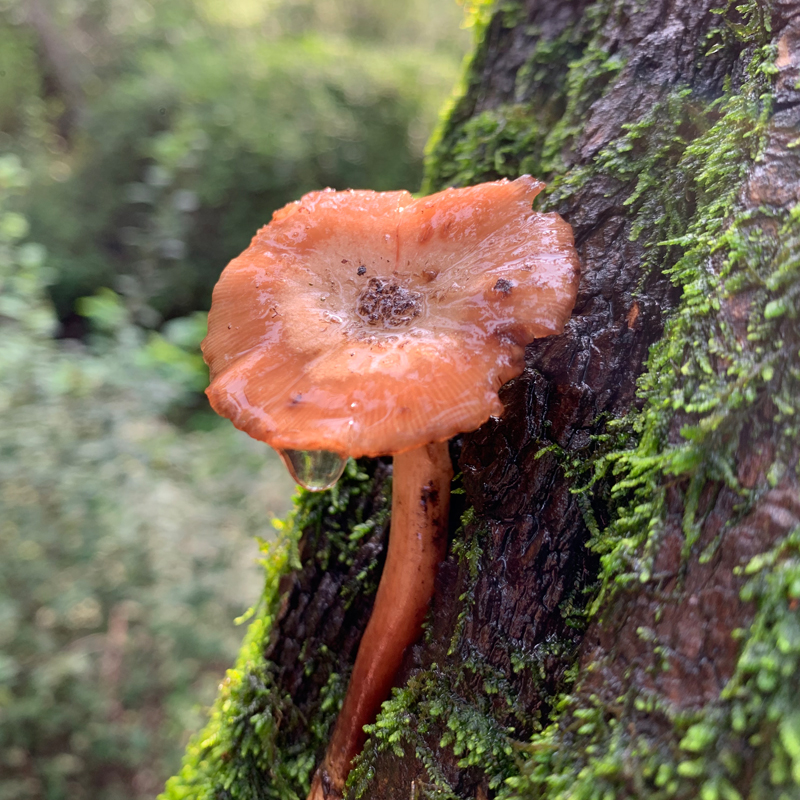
308, 441, 452, 799
201, 176, 580, 799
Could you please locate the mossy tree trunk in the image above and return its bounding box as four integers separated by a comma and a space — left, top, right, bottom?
162, 1, 800, 799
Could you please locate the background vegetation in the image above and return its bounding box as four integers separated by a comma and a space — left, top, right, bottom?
0, 1, 469, 797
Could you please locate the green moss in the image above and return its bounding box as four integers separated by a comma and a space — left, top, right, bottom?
508, 528, 800, 800
424, 4, 623, 192
586, 68, 778, 607
347, 666, 519, 799
445, 507, 484, 654
459, 0, 500, 39
495, 2, 800, 798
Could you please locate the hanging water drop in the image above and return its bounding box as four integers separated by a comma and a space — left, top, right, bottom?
277, 448, 347, 491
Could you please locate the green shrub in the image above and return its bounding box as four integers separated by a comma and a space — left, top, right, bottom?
0, 153, 296, 800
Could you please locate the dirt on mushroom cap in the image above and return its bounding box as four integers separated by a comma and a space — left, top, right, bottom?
202, 176, 580, 458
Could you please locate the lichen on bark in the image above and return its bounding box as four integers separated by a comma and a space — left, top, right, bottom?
162, 1, 800, 798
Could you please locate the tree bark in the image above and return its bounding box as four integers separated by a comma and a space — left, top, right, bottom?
162, 2, 800, 799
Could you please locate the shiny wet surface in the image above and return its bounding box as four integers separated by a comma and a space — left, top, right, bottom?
202, 176, 580, 457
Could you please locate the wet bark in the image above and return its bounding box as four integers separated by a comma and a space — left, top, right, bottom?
271, 0, 800, 793
169, 2, 800, 798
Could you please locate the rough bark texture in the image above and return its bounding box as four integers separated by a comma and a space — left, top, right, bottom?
162, 2, 800, 799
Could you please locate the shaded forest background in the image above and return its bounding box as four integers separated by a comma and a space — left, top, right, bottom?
0, 1, 471, 798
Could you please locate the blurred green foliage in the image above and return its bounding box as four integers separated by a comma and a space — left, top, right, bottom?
0, 153, 297, 798
3, 0, 468, 324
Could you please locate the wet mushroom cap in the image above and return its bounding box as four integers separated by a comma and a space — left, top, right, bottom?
202, 175, 580, 458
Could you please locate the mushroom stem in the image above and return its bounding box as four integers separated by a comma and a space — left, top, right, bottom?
307, 441, 453, 800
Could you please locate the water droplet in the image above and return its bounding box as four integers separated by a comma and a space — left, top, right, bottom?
277, 448, 347, 491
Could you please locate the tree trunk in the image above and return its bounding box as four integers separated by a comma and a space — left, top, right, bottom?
161, 1, 800, 799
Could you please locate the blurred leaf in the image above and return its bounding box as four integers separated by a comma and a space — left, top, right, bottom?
76, 288, 129, 332
162, 311, 207, 349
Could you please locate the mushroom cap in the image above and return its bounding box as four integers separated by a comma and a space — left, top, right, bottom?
202, 176, 579, 458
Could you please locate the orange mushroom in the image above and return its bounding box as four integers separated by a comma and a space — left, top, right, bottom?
201, 176, 580, 799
